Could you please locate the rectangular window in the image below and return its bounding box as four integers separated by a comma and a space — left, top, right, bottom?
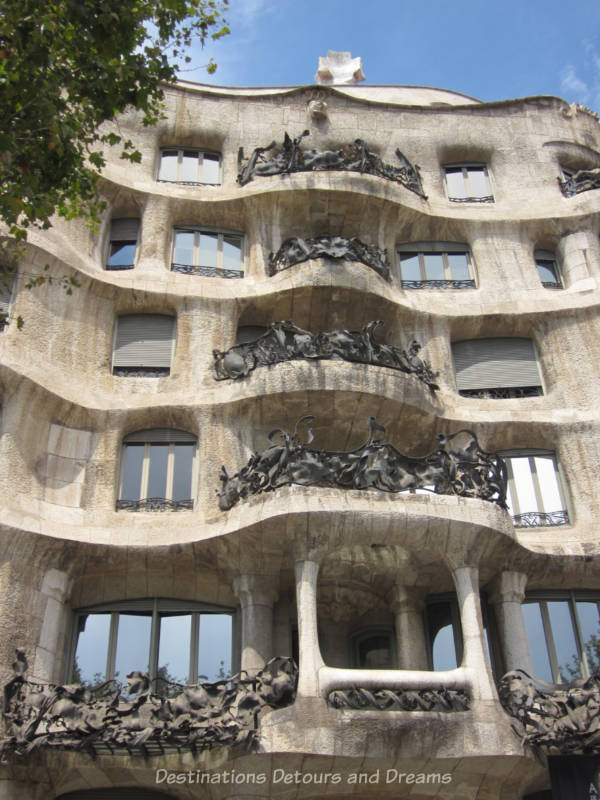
396, 242, 476, 289
107, 218, 139, 270
112, 314, 175, 376
172, 228, 244, 278
534, 249, 562, 289
500, 450, 569, 527
0, 269, 15, 329
158, 148, 221, 186
452, 338, 543, 399
444, 164, 494, 203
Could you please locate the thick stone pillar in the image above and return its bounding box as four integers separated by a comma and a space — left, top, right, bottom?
389, 585, 428, 670
233, 575, 278, 673
557, 229, 600, 287
489, 571, 534, 674
451, 564, 497, 700
294, 558, 324, 697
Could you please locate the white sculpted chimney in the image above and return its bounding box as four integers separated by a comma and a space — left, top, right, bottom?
315, 50, 365, 85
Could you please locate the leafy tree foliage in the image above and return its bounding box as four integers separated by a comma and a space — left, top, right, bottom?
0, 0, 229, 242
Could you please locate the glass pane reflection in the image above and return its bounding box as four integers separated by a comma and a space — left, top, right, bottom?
114, 613, 151, 681
158, 615, 192, 684
198, 614, 232, 681
74, 613, 111, 684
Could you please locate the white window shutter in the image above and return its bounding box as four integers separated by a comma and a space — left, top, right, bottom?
113, 315, 175, 368
452, 338, 541, 390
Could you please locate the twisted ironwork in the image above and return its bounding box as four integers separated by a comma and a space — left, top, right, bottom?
116, 498, 193, 512
1, 651, 297, 757
512, 510, 569, 528
113, 367, 170, 378
268, 235, 390, 280
213, 320, 439, 389
400, 279, 476, 290
459, 386, 542, 399
171, 263, 244, 279
237, 130, 427, 198
217, 416, 507, 511
448, 195, 494, 203
328, 686, 470, 712
558, 168, 600, 197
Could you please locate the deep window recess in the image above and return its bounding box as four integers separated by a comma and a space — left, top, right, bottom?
351, 628, 395, 669
112, 315, 175, 377
534, 249, 562, 289
70, 599, 233, 688
522, 592, 600, 683
236, 325, 269, 344
106, 218, 139, 270
444, 164, 494, 203
499, 450, 569, 528
157, 148, 221, 186
0, 269, 15, 329
452, 338, 543, 399
396, 242, 476, 289
117, 428, 197, 511
171, 228, 244, 279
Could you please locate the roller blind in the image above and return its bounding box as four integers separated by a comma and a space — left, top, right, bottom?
0, 272, 14, 317
113, 315, 175, 368
110, 218, 139, 241
452, 338, 541, 390
123, 428, 196, 444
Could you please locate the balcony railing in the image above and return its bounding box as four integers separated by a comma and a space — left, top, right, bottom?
116, 498, 193, 511
401, 279, 476, 290
171, 263, 244, 279
512, 510, 569, 528
459, 386, 542, 399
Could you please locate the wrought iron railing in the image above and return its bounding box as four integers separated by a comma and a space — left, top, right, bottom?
400, 279, 476, 290
113, 367, 170, 377
449, 195, 494, 203
171, 263, 244, 279
156, 179, 220, 187
105, 263, 135, 271
328, 686, 470, 712
541, 280, 562, 289
459, 386, 542, 399
512, 510, 569, 528
116, 498, 193, 511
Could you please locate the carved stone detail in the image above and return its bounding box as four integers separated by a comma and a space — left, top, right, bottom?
1, 651, 297, 756
499, 669, 600, 754
559, 167, 600, 197
237, 130, 426, 198
217, 417, 507, 511
328, 686, 470, 712
268, 235, 390, 280
213, 320, 439, 389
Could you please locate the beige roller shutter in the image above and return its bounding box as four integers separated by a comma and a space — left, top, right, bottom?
452, 338, 541, 390
110, 218, 139, 241
123, 428, 196, 444
113, 315, 175, 369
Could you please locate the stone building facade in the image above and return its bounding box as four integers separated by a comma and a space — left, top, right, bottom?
1, 57, 600, 798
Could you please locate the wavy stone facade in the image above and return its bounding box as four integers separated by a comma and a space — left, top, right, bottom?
1, 74, 600, 799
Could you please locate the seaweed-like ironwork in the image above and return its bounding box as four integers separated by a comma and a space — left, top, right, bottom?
116, 498, 193, 512
268, 235, 390, 280
328, 686, 470, 712
237, 130, 427, 198
213, 320, 439, 390
559, 167, 600, 197
499, 669, 600, 754
1, 651, 297, 756
217, 416, 507, 511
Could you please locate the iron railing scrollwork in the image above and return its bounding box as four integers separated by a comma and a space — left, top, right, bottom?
541, 280, 562, 289
512, 510, 569, 528
213, 320, 439, 389
113, 367, 170, 378
459, 386, 542, 399
448, 195, 494, 203
328, 686, 470, 712
558, 169, 600, 197
116, 498, 193, 512
400, 279, 476, 290
105, 263, 135, 271
171, 263, 244, 279
268, 235, 390, 281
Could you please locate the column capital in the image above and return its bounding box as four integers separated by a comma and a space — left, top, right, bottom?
233, 574, 279, 607
387, 584, 426, 614
488, 571, 528, 606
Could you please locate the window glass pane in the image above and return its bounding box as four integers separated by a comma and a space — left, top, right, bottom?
534, 456, 563, 512
509, 457, 539, 514
522, 602, 553, 682
73, 613, 111, 684
399, 253, 421, 281
198, 614, 232, 681
423, 253, 445, 281
467, 167, 490, 197
358, 634, 393, 668
158, 614, 192, 685
198, 233, 219, 267
202, 153, 221, 185
121, 444, 144, 501
108, 242, 136, 267
576, 601, 600, 675
172, 444, 195, 501
181, 151, 200, 182
174, 231, 195, 265
536, 259, 558, 284
445, 168, 466, 198
114, 613, 152, 681
158, 151, 178, 182
547, 601, 580, 680
222, 235, 242, 271
147, 444, 168, 498
447, 252, 470, 280
432, 625, 458, 670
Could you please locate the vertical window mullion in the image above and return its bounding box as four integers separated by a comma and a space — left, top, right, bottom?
217, 233, 223, 270
462, 167, 470, 197
107, 612, 119, 680
198, 152, 204, 183
442, 252, 450, 280
149, 600, 160, 683
189, 613, 200, 683
505, 459, 521, 516
140, 443, 151, 499
418, 252, 426, 281
176, 150, 183, 182
166, 443, 175, 500
570, 594, 588, 677
539, 601, 561, 682
193, 230, 200, 268
529, 457, 545, 513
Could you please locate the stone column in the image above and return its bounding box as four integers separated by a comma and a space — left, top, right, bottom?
489, 571, 534, 675
294, 558, 325, 697
557, 229, 600, 287
451, 564, 497, 700
233, 575, 278, 673
389, 585, 428, 670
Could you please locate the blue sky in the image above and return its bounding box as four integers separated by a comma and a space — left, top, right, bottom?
182, 0, 600, 109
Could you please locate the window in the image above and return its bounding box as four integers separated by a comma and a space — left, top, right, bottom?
106, 218, 139, 270
158, 148, 221, 186
0, 269, 15, 329
112, 315, 175, 377
70, 599, 233, 687
396, 242, 475, 289
171, 228, 244, 279
452, 338, 543, 399
351, 628, 395, 669
523, 592, 600, 683
499, 450, 568, 527
444, 164, 494, 203
426, 598, 463, 670
534, 249, 562, 289
117, 428, 197, 511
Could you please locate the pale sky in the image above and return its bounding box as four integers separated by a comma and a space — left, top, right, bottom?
182, 0, 600, 110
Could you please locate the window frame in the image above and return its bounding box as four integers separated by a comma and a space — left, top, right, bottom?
498, 449, 569, 528
157, 147, 222, 186
396, 241, 476, 289
68, 598, 235, 685
451, 337, 544, 399
111, 314, 176, 377
0, 268, 15, 329
171, 226, 245, 279
106, 218, 140, 271
117, 429, 198, 511
350, 626, 396, 669
443, 163, 494, 203
534, 249, 563, 289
